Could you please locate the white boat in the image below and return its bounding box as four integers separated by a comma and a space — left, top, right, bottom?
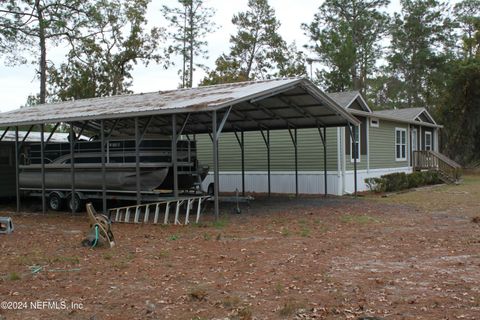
19, 138, 207, 192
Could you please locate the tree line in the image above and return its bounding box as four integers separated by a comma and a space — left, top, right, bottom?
0, 0, 479, 164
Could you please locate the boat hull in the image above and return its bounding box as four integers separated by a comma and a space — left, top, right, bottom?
20, 165, 169, 191
159, 166, 209, 190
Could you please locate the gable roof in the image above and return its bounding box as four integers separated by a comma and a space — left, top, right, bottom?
373, 107, 437, 125
0, 78, 360, 135
327, 91, 372, 112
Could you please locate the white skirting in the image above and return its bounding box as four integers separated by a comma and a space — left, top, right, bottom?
202, 171, 341, 195
202, 167, 413, 196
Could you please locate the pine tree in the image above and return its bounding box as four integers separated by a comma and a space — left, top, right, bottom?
161, 0, 216, 88
386, 0, 455, 109
302, 0, 390, 95
48, 0, 165, 100
201, 0, 306, 85
0, 0, 93, 104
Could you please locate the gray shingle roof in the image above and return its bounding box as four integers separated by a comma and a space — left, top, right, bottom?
373, 108, 425, 121
326, 91, 360, 108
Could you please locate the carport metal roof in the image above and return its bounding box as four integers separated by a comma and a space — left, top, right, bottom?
0, 78, 359, 134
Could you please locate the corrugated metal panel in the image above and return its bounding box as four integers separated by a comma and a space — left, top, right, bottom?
0, 78, 360, 131
369, 120, 409, 169
196, 127, 338, 171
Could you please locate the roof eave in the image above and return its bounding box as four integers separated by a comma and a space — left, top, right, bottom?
349, 109, 442, 128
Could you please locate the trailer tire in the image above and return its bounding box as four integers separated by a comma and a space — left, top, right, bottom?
48, 193, 64, 211
68, 193, 84, 213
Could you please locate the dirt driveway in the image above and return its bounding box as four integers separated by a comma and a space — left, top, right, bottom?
1, 176, 479, 320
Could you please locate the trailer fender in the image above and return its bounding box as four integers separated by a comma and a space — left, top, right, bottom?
48, 191, 66, 199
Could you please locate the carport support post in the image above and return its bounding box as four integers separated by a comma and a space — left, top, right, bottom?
318, 126, 327, 197
69, 123, 76, 213
234, 130, 245, 197
135, 117, 141, 205
288, 128, 299, 197
172, 114, 179, 197
267, 130, 271, 196
352, 125, 358, 197
241, 131, 245, 196
15, 126, 20, 212
101, 120, 107, 214
212, 110, 219, 220
40, 124, 46, 214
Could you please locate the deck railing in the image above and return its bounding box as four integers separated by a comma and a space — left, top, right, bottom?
413, 150, 462, 182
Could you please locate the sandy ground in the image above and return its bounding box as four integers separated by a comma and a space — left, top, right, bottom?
1, 175, 480, 320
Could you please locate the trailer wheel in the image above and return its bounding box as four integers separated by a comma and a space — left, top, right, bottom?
48, 193, 64, 211
68, 194, 84, 213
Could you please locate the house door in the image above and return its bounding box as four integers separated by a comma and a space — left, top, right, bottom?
425, 132, 432, 151
412, 129, 418, 152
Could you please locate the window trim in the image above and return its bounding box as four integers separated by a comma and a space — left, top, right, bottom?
395, 127, 407, 161
350, 124, 361, 163
425, 131, 432, 151
370, 118, 380, 128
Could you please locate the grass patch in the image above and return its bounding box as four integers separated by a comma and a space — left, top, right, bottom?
188, 285, 208, 301
299, 226, 310, 237
8, 272, 21, 281
235, 306, 253, 320
281, 227, 290, 237
49, 256, 81, 265
339, 214, 379, 224
157, 250, 169, 259
274, 283, 284, 295
278, 300, 305, 317
103, 253, 113, 260
202, 232, 211, 240
212, 218, 229, 229
222, 295, 241, 309
168, 234, 180, 241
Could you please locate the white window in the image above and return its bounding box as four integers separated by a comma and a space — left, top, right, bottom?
395, 128, 407, 161
370, 118, 379, 127
350, 125, 360, 162
425, 131, 432, 151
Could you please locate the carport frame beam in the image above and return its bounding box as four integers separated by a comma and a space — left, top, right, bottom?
101, 120, 107, 214
288, 128, 299, 197
15, 127, 20, 212
260, 129, 271, 197
318, 126, 327, 197
69, 123, 76, 213
40, 124, 46, 214
234, 130, 245, 197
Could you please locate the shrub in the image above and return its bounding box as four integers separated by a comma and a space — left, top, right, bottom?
365, 177, 386, 193
382, 172, 409, 192
408, 171, 424, 188
365, 170, 443, 193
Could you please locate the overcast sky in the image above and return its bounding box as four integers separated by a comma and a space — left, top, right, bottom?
0, 0, 406, 112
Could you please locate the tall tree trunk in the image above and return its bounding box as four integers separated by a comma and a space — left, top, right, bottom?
36, 0, 47, 104
188, 4, 194, 88
182, 5, 187, 88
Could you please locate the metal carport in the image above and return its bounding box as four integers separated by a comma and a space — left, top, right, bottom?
0, 78, 360, 219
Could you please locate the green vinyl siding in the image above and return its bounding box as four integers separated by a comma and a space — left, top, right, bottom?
196, 127, 338, 171
369, 120, 409, 169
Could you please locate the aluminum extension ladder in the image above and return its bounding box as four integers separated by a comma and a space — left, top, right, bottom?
108, 196, 210, 225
